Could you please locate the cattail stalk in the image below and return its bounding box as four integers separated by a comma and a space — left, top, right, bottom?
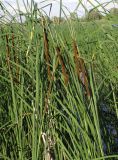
43, 27, 51, 82
11, 30, 19, 83
56, 47, 69, 86
73, 40, 91, 97
42, 18, 54, 160
6, 34, 11, 71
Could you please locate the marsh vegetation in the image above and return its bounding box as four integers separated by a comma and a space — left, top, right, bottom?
0, 0, 118, 159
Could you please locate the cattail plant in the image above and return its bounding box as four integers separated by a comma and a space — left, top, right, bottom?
73, 40, 91, 97
56, 46, 69, 86
11, 28, 20, 84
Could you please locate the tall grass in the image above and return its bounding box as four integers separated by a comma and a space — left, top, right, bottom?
0, 0, 118, 159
